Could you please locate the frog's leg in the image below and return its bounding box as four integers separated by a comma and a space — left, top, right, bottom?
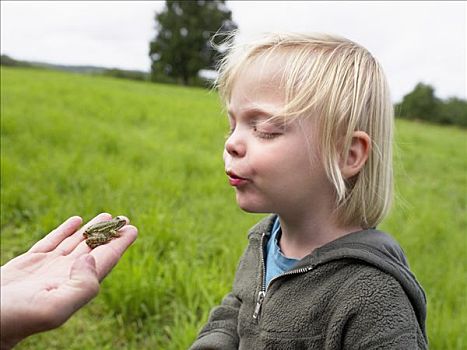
86, 235, 104, 249
97, 233, 108, 241
97, 233, 111, 247
109, 229, 121, 238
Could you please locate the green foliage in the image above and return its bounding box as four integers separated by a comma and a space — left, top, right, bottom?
1, 54, 32, 67
438, 97, 467, 127
149, 0, 237, 85
397, 83, 440, 121
102, 68, 149, 82
1, 67, 466, 349
396, 82, 467, 127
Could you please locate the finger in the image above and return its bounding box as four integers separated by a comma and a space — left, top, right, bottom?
54, 213, 112, 256
91, 225, 138, 281
69, 215, 131, 257
29, 216, 83, 253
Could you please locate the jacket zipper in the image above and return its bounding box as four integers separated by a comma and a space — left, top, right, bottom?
252, 232, 314, 322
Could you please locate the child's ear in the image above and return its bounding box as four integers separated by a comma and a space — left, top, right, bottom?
340, 131, 371, 179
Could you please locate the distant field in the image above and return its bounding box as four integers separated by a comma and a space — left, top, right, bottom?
1, 67, 465, 349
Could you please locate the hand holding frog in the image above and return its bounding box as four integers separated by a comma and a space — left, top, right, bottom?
0, 213, 137, 350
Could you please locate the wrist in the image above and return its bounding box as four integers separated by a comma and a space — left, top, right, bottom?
0, 318, 23, 350
1, 338, 21, 350
1, 292, 28, 350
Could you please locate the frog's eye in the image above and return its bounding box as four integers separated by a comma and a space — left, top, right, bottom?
116, 216, 127, 225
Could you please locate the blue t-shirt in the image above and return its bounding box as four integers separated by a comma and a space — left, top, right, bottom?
265, 216, 299, 289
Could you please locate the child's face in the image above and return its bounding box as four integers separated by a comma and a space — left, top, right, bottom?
223, 58, 335, 217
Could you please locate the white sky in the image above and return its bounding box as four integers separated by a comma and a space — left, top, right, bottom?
1, 1, 465, 102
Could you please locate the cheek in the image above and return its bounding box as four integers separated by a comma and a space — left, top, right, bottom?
265, 143, 324, 186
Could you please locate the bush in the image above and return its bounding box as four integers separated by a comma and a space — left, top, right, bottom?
438, 97, 467, 127
396, 83, 466, 127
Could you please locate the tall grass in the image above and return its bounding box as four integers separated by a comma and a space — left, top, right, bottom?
1, 67, 465, 349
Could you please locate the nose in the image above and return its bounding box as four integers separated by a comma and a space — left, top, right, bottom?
225, 131, 246, 158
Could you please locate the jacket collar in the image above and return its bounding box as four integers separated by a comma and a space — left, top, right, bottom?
246, 214, 427, 340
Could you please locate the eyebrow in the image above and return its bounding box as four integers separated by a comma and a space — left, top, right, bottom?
227, 107, 274, 119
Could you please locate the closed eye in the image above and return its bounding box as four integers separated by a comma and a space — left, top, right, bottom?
252, 119, 284, 139
254, 127, 282, 139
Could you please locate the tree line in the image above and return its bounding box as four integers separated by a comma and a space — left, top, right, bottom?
396, 83, 466, 127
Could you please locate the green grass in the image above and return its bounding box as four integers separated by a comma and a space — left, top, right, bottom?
1, 67, 466, 349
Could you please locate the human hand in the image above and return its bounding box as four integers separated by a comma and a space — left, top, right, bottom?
0, 213, 138, 350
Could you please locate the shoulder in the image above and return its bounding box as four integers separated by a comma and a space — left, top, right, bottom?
329, 263, 426, 347
334, 263, 419, 332
338, 262, 411, 306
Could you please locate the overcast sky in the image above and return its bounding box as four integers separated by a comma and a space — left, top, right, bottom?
1, 1, 465, 102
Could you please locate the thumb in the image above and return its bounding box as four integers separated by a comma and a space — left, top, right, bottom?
68, 254, 100, 308
31, 255, 101, 333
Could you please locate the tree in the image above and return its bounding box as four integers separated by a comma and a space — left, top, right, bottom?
438, 97, 467, 127
396, 83, 467, 126
397, 83, 440, 123
149, 0, 237, 85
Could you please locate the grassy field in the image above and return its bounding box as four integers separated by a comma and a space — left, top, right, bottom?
1, 67, 465, 349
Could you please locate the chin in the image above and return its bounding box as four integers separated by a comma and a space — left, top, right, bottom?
236, 196, 270, 214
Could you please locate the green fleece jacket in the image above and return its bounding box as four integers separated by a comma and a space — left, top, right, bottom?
191, 215, 428, 349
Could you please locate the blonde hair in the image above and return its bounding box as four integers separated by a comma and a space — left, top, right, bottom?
215, 32, 393, 229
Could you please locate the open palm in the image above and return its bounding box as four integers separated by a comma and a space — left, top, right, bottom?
1, 213, 137, 349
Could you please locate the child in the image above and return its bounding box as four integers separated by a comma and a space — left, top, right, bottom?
190, 33, 427, 349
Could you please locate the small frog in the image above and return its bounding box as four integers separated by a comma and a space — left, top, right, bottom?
83, 216, 127, 249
